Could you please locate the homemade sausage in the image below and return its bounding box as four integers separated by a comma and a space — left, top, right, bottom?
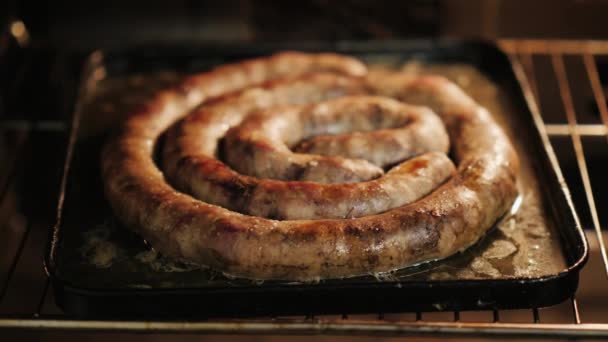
164, 86, 455, 220
101, 52, 519, 281
223, 96, 449, 182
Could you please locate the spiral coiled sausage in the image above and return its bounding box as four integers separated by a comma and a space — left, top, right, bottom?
101, 52, 519, 280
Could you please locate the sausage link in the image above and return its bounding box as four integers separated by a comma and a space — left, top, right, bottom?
101, 52, 519, 280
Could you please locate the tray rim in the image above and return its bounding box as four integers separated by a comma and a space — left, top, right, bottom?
43, 38, 589, 305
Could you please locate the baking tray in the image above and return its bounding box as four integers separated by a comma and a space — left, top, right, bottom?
45, 40, 588, 318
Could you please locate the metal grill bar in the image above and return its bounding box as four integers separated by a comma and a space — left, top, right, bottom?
518, 48, 540, 101
581, 53, 608, 277
545, 124, 607, 136
584, 54, 608, 132
532, 308, 540, 323
507, 43, 580, 324
501, 39, 608, 54
552, 53, 608, 278
1, 319, 608, 338
571, 297, 582, 325
493, 309, 500, 323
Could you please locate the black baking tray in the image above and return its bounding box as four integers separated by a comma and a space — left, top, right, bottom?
45, 40, 588, 318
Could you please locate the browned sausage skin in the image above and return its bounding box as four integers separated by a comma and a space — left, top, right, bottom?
223, 95, 449, 182
101, 52, 519, 281
165, 82, 455, 220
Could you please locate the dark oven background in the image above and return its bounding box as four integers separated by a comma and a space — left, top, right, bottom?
3, 0, 608, 50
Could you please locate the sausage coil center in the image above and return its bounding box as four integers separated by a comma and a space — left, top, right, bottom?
101, 52, 519, 281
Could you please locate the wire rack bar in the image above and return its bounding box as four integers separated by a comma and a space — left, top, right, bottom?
492, 309, 500, 323
571, 297, 582, 325
583, 53, 608, 132
510, 41, 592, 325
1, 319, 608, 338
532, 308, 540, 324
544, 124, 607, 136
552, 53, 608, 278
501, 39, 608, 55
517, 50, 540, 101
581, 52, 608, 272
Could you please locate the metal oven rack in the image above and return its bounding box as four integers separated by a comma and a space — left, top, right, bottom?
1, 31, 608, 338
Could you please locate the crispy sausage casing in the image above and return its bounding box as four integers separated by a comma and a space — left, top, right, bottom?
101, 52, 519, 280
166, 88, 455, 220
224, 96, 450, 182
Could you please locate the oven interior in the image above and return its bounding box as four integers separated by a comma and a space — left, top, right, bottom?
1, 1, 608, 339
